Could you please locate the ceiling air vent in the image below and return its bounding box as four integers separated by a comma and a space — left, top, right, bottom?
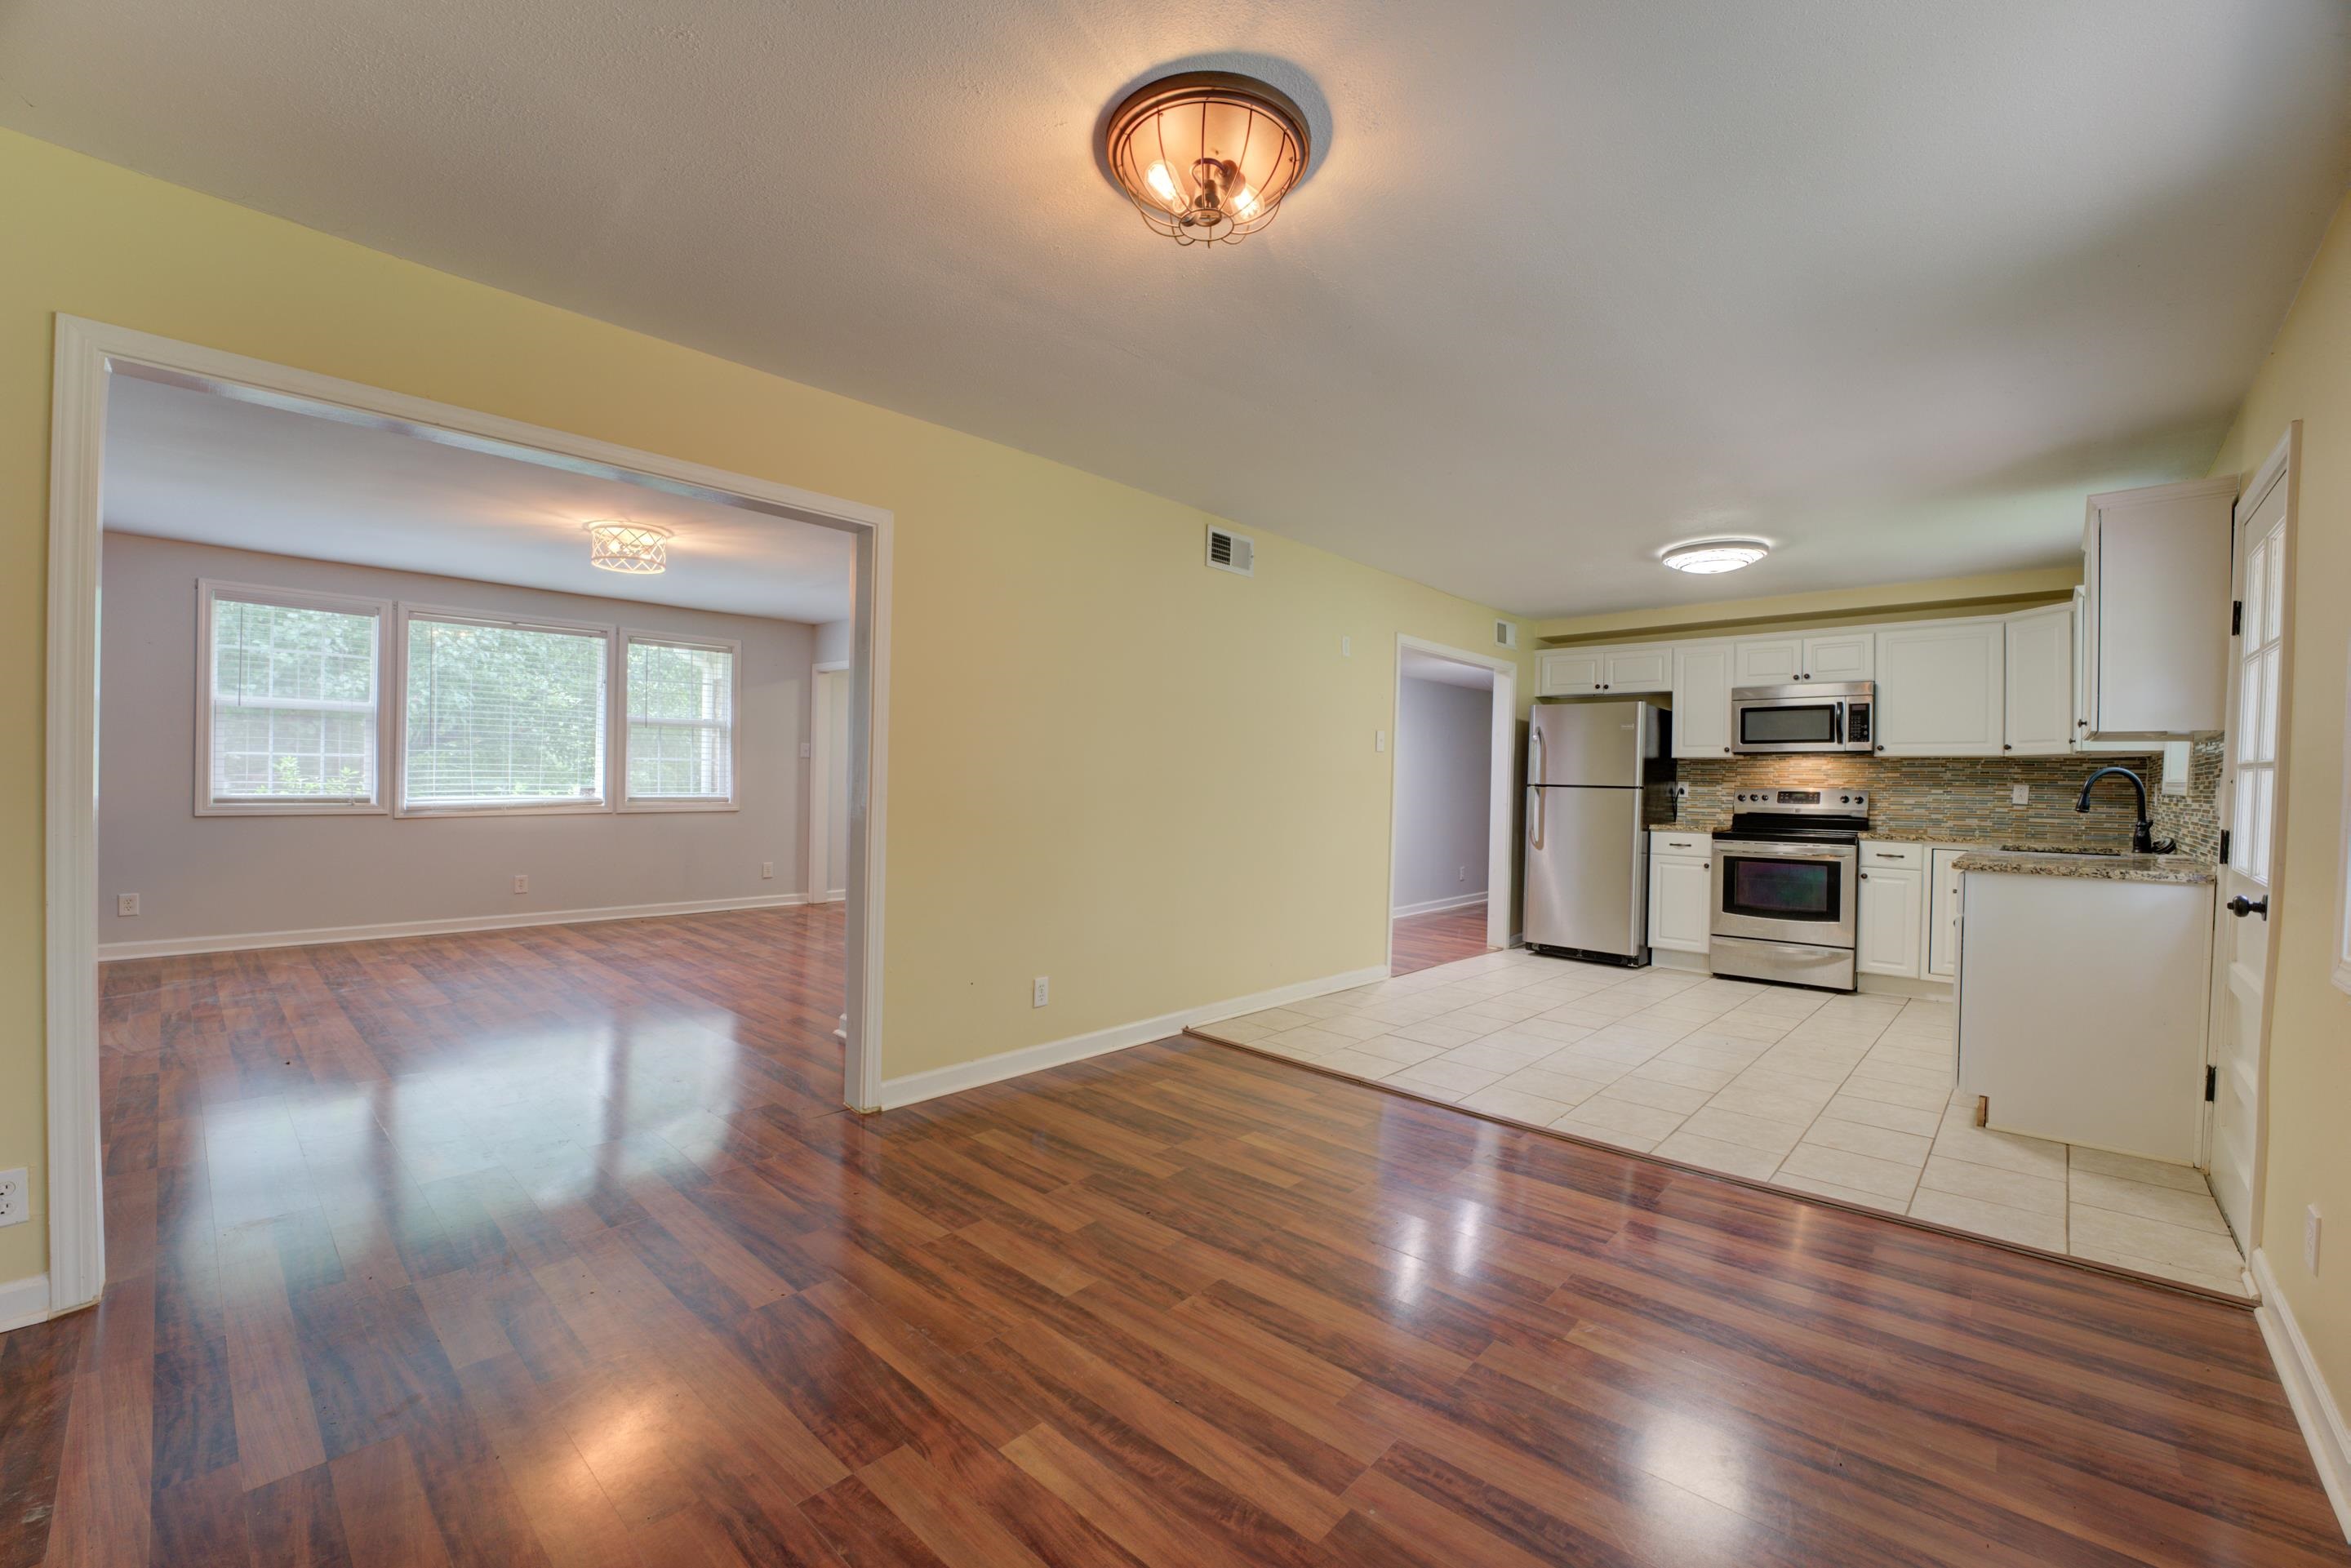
1206, 526, 1254, 576
1495, 620, 1519, 650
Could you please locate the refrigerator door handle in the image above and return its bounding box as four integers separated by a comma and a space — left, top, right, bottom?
1528, 784, 1544, 851
1528, 723, 1545, 788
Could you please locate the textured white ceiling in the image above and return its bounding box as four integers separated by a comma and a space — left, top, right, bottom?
102, 374, 854, 622
12, 1, 2349, 616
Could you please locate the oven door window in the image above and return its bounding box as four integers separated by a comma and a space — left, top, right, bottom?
1738, 703, 1841, 747
1722, 855, 1842, 922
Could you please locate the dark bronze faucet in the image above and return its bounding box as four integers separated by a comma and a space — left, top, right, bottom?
2074, 766, 2175, 855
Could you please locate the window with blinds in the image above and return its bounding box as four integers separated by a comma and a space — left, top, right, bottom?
402, 614, 609, 809
624, 635, 738, 805
204, 588, 383, 807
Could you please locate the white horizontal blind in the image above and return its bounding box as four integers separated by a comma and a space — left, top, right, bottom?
209, 595, 380, 802
626, 637, 736, 801
404, 616, 608, 807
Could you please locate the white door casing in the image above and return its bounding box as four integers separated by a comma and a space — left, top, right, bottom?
2208, 427, 2295, 1246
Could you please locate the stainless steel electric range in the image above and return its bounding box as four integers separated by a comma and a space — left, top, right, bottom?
1708, 788, 1870, 992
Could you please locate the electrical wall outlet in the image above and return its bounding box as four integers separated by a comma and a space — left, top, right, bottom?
799, 741, 812, 758
1375, 729, 1387, 753
2011, 784, 2029, 805
761, 860, 775, 880
1341, 636, 1352, 658
0, 1168, 27, 1229
1032, 975, 1050, 1008
116, 893, 140, 917
2308, 1204, 2322, 1274
513, 873, 529, 895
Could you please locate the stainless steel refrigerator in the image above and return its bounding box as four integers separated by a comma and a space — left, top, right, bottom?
1523, 698, 1673, 964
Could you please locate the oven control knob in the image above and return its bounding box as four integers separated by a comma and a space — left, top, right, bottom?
1840, 794, 1851, 803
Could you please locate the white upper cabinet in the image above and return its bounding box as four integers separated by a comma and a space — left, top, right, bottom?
2080, 475, 2236, 737
1802, 633, 1875, 682
1873, 619, 2005, 756
1732, 637, 1803, 686
1671, 640, 1735, 757
2002, 604, 2074, 755
1538, 644, 1670, 695
1536, 649, 1604, 695
1731, 633, 1873, 686
1602, 646, 1673, 693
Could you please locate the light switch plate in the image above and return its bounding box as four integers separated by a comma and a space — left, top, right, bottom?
2011, 784, 2029, 805
1375, 730, 1387, 753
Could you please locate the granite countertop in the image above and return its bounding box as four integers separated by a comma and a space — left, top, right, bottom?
1949, 850, 2217, 886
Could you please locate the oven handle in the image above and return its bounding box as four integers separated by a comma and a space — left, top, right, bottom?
1714, 840, 1858, 864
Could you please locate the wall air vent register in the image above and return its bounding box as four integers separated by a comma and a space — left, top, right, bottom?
1206, 526, 1254, 576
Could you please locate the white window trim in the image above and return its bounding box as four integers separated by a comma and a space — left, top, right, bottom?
2335, 637, 2351, 998
618, 629, 743, 813
194, 579, 392, 817
393, 602, 617, 819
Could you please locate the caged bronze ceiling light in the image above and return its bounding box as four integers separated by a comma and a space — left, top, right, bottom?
1104, 71, 1310, 247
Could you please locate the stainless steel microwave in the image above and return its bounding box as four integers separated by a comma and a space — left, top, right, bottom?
1729, 682, 1875, 753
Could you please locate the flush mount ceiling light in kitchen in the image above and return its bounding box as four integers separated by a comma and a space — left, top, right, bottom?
1104, 71, 1310, 247
584, 520, 672, 575
1660, 539, 1771, 575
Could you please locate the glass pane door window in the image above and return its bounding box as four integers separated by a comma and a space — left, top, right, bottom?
2231, 517, 2286, 882
1722, 855, 1842, 923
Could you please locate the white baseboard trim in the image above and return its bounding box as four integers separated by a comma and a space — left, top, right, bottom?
96, 893, 810, 962
816, 889, 848, 904
2253, 1247, 2351, 1543
878, 963, 1389, 1111
1390, 892, 1488, 918
0, 1273, 50, 1334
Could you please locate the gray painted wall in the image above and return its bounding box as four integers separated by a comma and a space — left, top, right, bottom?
1392, 676, 1491, 915
100, 533, 815, 948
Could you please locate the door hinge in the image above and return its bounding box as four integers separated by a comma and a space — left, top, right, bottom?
2231, 600, 2243, 636
2219, 828, 2231, 864
2204, 1064, 2217, 1103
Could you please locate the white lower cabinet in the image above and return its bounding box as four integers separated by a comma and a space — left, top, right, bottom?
1647, 832, 1712, 954
1855, 841, 1925, 978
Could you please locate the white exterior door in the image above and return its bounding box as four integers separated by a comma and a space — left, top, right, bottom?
1671, 641, 1735, 757
2209, 432, 2294, 1245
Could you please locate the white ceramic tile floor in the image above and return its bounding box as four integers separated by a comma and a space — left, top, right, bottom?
1192, 947, 2252, 1298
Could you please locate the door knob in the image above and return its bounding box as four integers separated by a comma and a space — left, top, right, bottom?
2226, 895, 2269, 919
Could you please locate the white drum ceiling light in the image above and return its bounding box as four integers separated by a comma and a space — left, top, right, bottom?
1661, 539, 1771, 575
585, 520, 672, 574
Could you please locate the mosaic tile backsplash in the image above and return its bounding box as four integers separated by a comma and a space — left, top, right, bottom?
1674, 744, 2220, 858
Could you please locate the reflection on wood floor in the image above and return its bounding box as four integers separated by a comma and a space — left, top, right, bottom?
4, 903, 2344, 1566
1391, 899, 1489, 975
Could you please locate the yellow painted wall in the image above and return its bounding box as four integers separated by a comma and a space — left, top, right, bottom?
0, 129, 1527, 1286
1532, 566, 2081, 646
2207, 189, 2351, 1403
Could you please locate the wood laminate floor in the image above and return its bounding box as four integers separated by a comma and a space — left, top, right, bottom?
5, 906, 2344, 1566
1390, 901, 1490, 975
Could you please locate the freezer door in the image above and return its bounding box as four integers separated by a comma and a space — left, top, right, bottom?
1523, 786, 1645, 957
1529, 700, 1647, 787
